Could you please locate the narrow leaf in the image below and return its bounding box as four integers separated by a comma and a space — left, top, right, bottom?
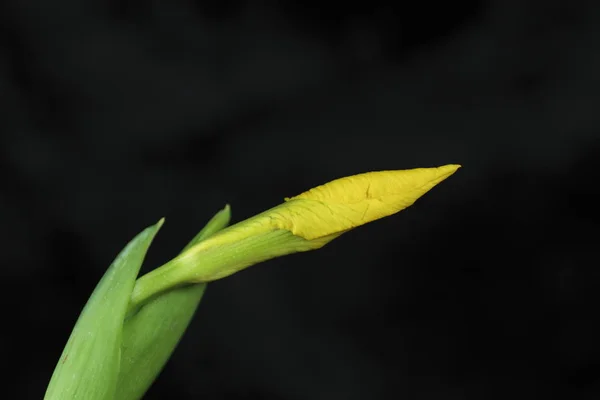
44, 219, 164, 400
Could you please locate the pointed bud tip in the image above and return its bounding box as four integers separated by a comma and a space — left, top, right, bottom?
438, 164, 461, 176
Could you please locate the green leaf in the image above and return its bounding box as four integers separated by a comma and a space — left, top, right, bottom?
115, 205, 231, 400
44, 219, 164, 400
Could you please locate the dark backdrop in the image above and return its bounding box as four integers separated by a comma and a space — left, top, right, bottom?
2, 1, 600, 399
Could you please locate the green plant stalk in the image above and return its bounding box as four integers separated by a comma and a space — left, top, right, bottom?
129, 228, 337, 312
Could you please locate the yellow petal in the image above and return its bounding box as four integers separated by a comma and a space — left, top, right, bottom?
271, 164, 460, 240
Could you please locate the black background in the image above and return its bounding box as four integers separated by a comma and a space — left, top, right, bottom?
2, 1, 600, 399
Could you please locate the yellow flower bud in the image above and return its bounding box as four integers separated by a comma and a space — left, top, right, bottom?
130, 165, 460, 310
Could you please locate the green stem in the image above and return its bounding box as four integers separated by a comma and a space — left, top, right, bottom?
128, 229, 329, 312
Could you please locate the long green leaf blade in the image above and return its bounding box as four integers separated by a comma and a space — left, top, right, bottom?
44, 219, 164, 400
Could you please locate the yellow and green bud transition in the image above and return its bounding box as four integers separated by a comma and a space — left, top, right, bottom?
130, 165, 460, 310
